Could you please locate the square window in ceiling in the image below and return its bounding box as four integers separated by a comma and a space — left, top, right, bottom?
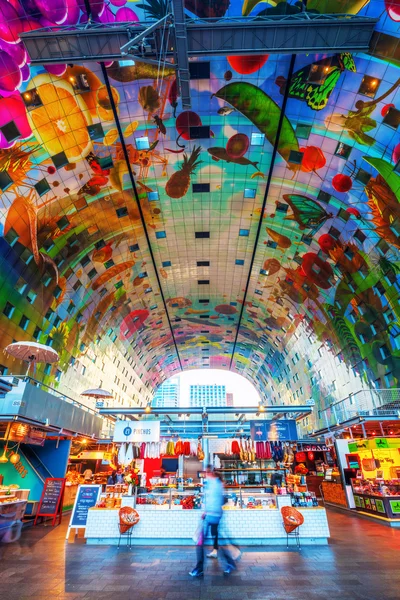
260, 269, 268, 276
130, 243, 139, 252
162, 260, 171, 267
195, 231, 209, 238
255, 289, 263, 296
239, 229, 249, 236
3, 301, 14, 318
307, 60, 332, 84
144, 287, 152, 293
104, 259, 115, 269
329, 226, 340, 239
0, 170, 13, 192
338, 207, 350, 221
288, 150, 303, 164
193, 183, 210, 193
355, 168, 371, 185
57, 215, 69, 231
189, 125, 210, 139
87, 123, 104, 140
244, 188, 256, 198
358, 75, 380, 98
189, 62, 210, 79
199, 299, 209, 303
383, 107, 400, 129
116, 206, 128, 218
198, 280, 209, 284
251, 132, 265, 146
276, 202, 289, 213
22, 88, 42, 110
317, 190, 331, 203
99, 287, 107, 297
156, 230, 166, 239
334, 141, 352, 159
88, 267, 97, 279
395, 160, 400, 175
35, 178, 51, 197
95, 239, 106, 250
148, 191, 159, 201
139, 271, 148, 278
99, 155, 113, 170
200, 314, 210, 318
115, 280, 123, 289
81, 255, 90, 267
70, 72, 91, 92
354, 229, 366, 243
51, 151, 69, 169
296, 123, 312, 139
197, 260, 210, 267
266, 240, 277, 248
136, 136, 150, 150
0, 120, 20, 143
235, 259, 244, 265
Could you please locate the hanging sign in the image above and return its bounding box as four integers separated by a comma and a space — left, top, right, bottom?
250, 420, 298, 441
66, 484, 101, 540
113, 419, 160, 443
34, 478, 66, 526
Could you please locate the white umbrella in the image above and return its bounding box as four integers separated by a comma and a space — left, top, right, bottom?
81, 388, 113, 400
125, 443, 133, 466
118, 443, 127, 466
5, 341, 59, 375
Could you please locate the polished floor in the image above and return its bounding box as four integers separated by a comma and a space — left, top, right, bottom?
0, 508, 399, 600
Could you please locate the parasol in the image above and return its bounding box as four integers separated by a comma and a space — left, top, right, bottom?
125, 443, 133, 466
4, 341, 59, 375
118, 443, 127, 466
81, 388, 114, 400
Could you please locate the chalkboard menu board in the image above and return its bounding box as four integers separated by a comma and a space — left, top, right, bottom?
66, 485, 101, 539
34, 478, 66, 526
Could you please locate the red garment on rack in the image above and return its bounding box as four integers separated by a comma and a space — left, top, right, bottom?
183, 441, 190, 456
231, 440, 241, 455
175, 440, 183, 455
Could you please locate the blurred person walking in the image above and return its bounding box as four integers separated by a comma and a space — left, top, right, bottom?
189, 465, 236, 577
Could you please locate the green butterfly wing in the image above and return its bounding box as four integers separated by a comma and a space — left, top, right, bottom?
287, 66, 311, 101
305, 68, 341, 110
282, 194, 330, 235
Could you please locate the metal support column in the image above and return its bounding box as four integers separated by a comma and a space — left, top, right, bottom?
170, 0, 191, 109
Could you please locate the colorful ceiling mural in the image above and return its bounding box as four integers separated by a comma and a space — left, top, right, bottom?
0, 0, 399, 408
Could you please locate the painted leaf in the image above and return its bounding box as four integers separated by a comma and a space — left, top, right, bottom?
266, 226, 291, 248
363, 157, 400, 202
242, 0, 282, 16
214, 82, 299, 163
306, 0, 370, 14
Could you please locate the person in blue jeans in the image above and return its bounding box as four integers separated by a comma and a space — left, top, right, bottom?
189, 465, 236, 577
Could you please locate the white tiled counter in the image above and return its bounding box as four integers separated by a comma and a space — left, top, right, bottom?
85, 499, 330, 546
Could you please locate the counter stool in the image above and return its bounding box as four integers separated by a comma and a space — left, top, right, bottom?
118, 507, 140, 549
281, 506, 304, 550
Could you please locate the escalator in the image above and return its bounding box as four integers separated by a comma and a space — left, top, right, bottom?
19, 445, 53, 483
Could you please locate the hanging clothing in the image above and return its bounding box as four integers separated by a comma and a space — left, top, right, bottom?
160, 440, 167, 455
183, 441, 191, 456
166, 440, 175, 456
231, 440, 241, 455
175, 440, 183, 456
190, 441, 197, 456
140, 442, 146, 459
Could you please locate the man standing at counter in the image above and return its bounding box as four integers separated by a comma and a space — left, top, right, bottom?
189, 466, 236, 577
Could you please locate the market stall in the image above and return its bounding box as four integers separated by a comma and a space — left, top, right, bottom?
345, 437, 400, 526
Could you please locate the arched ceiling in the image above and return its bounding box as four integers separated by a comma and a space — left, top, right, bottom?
0, 0, 400, 403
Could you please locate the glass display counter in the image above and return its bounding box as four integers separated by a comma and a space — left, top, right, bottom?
351, 479, 400, 520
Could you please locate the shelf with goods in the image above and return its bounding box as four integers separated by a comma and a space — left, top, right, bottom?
135, 485, 202, 510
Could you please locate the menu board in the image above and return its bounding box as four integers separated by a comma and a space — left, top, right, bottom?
66, 485, 101, 539
34, 478, 66, 526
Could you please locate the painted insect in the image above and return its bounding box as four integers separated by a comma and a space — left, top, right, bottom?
276, 53, 356, 111
153, 115, 166, 135
282, 194, 333, 236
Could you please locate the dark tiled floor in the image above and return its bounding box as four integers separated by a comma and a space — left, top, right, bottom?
0, 508, 399, 600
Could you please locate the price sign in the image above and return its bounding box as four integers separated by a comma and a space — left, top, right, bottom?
34, 478, 66, 526
66, 484, 101, 540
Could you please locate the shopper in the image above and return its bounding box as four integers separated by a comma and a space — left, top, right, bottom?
115, 469, 124, 484
189, 465, 236, 577
83, 467, 93, 482
107, 470, 117, 485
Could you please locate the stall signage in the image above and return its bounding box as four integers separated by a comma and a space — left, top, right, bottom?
376, 499, 385, 514
113, 419, 160, 443
34, 478, 66, 526
250, 420, 298, 441
66, 484, 101, 539
349, 439, 400, 452
389, 499, 400, 514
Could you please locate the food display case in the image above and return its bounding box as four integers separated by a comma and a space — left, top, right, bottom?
351, 479, 400, 519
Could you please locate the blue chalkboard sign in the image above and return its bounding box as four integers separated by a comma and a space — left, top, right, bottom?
66, 485, 101, 539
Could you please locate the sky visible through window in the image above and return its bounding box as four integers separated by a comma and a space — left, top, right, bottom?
177, 369, 261, 407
